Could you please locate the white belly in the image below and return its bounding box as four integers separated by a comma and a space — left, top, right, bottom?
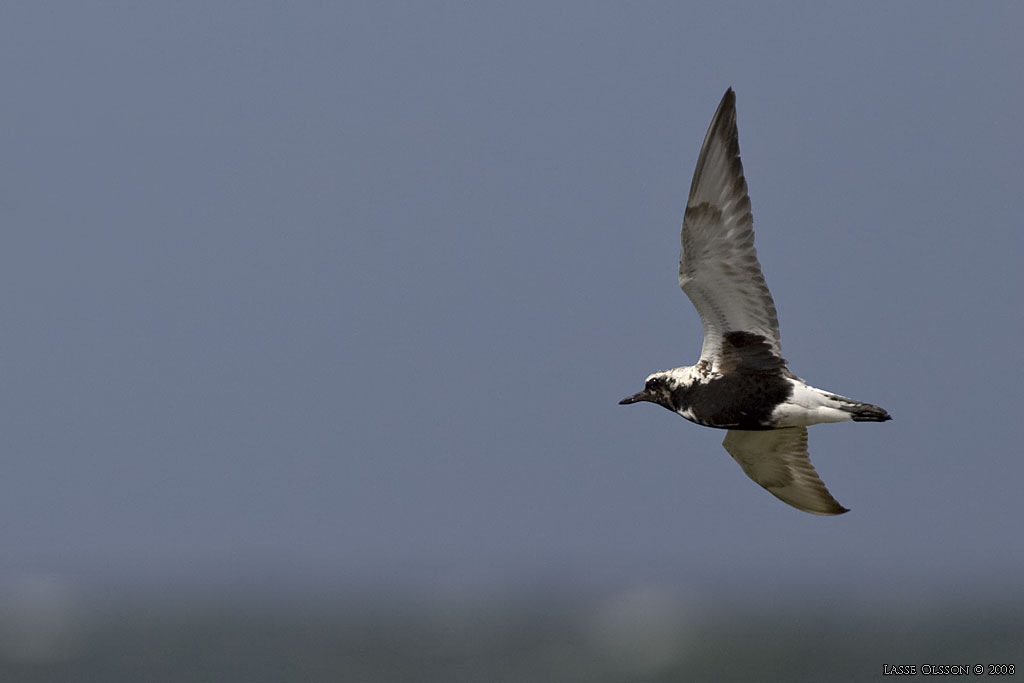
770, 380, 856, 428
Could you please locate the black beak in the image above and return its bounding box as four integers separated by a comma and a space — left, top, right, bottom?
619, 390, 650, 405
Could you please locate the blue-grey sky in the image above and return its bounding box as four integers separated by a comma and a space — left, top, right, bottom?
2, 2, 1022, 604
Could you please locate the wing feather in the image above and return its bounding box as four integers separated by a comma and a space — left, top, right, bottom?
722, 427, 848, 515
679, 89, 782, 367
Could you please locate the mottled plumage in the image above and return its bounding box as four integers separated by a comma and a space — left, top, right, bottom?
620, 89, 890, 515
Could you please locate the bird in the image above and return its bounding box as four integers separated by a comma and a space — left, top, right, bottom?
619, 88, 890, 515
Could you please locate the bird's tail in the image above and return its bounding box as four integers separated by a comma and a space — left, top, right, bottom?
836, 399, 891, 422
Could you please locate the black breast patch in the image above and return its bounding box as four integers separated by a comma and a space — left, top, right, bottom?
671, 331, 792, 429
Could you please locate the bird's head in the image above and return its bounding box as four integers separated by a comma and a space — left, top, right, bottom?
618, 370, 679, 411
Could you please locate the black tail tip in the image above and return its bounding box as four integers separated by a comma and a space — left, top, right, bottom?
851, 406, 892, 422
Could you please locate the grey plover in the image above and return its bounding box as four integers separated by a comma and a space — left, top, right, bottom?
619, 88, 890, 515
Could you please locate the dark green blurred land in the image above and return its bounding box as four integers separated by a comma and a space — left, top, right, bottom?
2, 586, 1021, 682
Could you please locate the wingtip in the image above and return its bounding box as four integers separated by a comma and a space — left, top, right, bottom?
801, 501, 850, 516
792, 498, 849, 516
711, 88, 738, 132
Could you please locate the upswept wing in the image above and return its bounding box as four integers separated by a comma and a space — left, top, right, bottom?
722, 427, 848, 515
679, 89, 782, 368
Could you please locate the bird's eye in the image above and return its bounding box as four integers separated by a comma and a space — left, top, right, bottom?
647, 378, 661, 390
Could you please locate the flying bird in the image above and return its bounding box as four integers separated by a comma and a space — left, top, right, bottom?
619, 88, 890, 515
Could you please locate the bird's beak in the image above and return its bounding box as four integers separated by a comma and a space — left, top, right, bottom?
619, 390, 651, 405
